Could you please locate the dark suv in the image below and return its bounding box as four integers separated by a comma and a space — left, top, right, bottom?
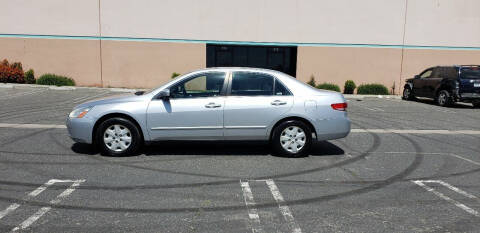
403, 65, 480, 107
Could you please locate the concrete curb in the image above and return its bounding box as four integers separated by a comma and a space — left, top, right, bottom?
0, 83, 145, 92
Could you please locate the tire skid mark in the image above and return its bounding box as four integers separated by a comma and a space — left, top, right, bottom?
0, 109, 429, 215
0, 132, 425, 214
0, 128, 380, 191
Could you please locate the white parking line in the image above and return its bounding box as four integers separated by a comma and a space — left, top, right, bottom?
0, 123, 66, 129
11, 179, 84, 232
412, 180, 479, 217
241, 180, 302, 233
240, 180, 264, 233
0, 179, 57, 220
448, 153, 480, 166
0, 179, 84, 231
265, 179, 302, 233
350, 129, 480, 135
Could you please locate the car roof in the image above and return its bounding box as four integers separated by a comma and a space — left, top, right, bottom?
429, 65, 480, 68
190, 67, 285, 75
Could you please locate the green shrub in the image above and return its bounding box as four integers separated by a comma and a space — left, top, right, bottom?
357, 83, 389, 95
316, 83, 341, 92
24, 69, 35, 84
343, 80, 356, 94
171, 72, 181, 79
36, 74, 75, 86
307, 75, 316, 87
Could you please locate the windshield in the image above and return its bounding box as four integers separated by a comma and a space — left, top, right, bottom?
460, 67, 480, 79
141, 73, 188, 95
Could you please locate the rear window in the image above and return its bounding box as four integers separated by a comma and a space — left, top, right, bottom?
460, 67, 480, 79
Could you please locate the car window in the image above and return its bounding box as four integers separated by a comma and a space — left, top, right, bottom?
231, 72, 274, 96
436, 67, 456, 79
460, 67, 480, 79
170, 72, 225, 98
420, 69, 433, 78
274, 79, 292, 96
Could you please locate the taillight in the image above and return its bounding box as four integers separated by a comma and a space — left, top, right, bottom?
331, 103, 347, 111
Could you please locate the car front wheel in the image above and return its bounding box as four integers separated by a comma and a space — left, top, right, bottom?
95, 117, 142, 156
271, 120, 312, 157
402, 87, 414, 100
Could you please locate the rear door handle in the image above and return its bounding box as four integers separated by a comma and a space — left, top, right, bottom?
205, 102, 222, 108
271, 100, 287, 106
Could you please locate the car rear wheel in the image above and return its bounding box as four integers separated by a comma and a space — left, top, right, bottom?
271, 120, 312, 157
96, 117, 142, 156
437, 90, 453, 107
402, 87, 414, 100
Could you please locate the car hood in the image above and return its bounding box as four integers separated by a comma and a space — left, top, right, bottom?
74, 93, 148, 109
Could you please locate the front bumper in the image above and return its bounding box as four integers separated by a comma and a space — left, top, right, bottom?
66, 116, 95, 144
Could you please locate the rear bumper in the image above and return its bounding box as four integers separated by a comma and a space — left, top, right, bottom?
66, 117, 95, 144
457, 92, 480, 102
314, 115, 351, 141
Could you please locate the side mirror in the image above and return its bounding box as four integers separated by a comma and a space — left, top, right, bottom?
414, 75, 420, 79
158, 89, 170, 99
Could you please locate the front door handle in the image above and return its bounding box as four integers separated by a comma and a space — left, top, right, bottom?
271, 100, 287, 106
205, 102, 222, 108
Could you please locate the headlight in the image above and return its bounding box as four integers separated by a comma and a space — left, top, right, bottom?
69, 107, 92, 118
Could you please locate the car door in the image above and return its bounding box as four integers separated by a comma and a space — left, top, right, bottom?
424, 67, 443, 98
146, 71, 227, 140
223, 71, 293, 140
413, 68, 433, 97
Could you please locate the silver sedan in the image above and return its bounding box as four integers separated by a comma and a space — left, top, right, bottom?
66, 67, 350, 157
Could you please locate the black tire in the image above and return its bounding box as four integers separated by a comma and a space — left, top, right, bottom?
473, 101, 480, 108
436, 90, 453, 107
271, 120, 312, 157
402, 87, 415, 100
95, 117, 142, 156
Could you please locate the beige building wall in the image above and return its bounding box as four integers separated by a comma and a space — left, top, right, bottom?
0, 0, 99, 36
1, 0, 480, 90
297, 47, 403, 94
101, 41, 205, 88
100, 0, 406, 45
405, 0, 480, 47
0, 37, 102, 87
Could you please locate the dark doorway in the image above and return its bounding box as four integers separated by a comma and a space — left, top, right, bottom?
206, 44, 297, 77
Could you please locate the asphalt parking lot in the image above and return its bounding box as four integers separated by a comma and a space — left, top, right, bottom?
0, 86, 479, 232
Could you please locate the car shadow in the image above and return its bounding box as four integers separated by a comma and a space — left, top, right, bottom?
413, 98, 474, 109
71, 141, 345, 157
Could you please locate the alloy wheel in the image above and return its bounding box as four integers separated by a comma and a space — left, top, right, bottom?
103, 124, 132, 152
438, 92, 447, 105
403, 88, 410, 99
280, 126, 306, 153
